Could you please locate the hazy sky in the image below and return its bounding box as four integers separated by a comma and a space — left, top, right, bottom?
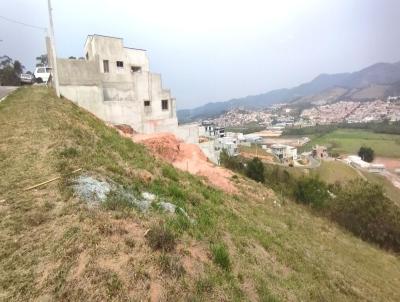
1, 0, 399, 109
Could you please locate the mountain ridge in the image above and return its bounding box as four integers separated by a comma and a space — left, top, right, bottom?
178, 60, 400, 123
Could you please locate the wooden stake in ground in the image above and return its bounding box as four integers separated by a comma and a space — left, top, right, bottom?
23, 168, 82, 191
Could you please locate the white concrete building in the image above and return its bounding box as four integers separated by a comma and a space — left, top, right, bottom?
243, 134, 263, 143
215, 137, 239, 157
344, 155, 386, 173
225, 131, 245, 141
344, 155, 370, 169
199, 121, 225, 138
270, 144, 297, 160
48, 34, 186, 136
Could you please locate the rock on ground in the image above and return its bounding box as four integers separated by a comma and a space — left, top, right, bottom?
72, 175, 111, 206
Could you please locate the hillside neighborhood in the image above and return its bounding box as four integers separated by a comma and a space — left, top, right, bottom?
202, 98, 400, 129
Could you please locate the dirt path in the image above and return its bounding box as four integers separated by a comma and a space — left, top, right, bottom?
372, 157, 400, 189
382, 171, 400, 190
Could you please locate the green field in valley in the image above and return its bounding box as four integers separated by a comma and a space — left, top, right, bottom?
299, 129, 400, 158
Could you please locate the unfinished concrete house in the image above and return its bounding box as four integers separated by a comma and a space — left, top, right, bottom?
48, 34, 179, 134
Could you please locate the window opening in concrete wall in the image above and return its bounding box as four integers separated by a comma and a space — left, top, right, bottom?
161, 99, 168, 110
144, 100, 150, 106
131, 66, 141, 73
103, 60, 109, 73
116, 61, 124, 68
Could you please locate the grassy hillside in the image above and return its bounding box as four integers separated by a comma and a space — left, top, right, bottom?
311, 160, 360, 183
1, 87, 400, 301
299, 129, 400, 157
294, 160, 400, 205
313, 161, 400, 206
362, 172, 400, 207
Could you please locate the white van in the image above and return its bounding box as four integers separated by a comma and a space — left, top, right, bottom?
34, 67, 52, 83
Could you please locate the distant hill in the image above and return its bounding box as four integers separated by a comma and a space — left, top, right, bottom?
178, 61, 400, 123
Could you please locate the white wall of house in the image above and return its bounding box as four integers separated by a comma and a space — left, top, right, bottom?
55, 34, 184, 137
270, 144, 297, 160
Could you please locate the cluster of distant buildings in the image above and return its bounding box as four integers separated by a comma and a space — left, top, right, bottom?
301, 99, 400, 124
210, 108, 273, 127
198, 120, 313, 164
208, 98, 400, 132
198, 121, 392, 179
207, 108, 298, 128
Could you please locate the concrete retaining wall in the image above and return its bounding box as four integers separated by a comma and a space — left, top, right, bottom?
58, 58, 100, 86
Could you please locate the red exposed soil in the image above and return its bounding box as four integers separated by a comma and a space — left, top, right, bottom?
133, 133, 181, 162
114, 124, 137, 136
126, 131, 237, 193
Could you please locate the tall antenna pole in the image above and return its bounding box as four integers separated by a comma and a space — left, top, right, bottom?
47, 0, 60, 97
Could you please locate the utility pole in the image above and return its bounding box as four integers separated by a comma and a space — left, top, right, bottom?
47, 0, 60, 97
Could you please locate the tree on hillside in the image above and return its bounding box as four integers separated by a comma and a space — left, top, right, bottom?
358, 146, 374, 162
245, 157, 265, 183
36, 54, 48, 67
68, 56, 76, 59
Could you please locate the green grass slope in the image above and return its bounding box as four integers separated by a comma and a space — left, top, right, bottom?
300, 129, 400, 158
311, 161, 360, 184
0, 87, 399, 301
310, 161, 400, 205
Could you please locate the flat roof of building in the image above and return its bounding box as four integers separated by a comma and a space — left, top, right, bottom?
271, 144, 287, 148
85, 34, 147, 51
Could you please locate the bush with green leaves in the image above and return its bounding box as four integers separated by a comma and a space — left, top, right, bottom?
245, 157, 265, 183
358, 146, 374, 162
328, 179, 400, 251
219, 149, 244, 171
293, 177, 329, 208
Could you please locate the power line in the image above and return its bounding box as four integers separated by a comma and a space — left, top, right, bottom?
0, 15, 47, 32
